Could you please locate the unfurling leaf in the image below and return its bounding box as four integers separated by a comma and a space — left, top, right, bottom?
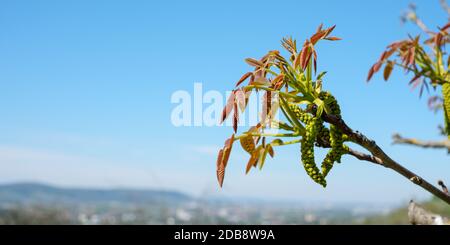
299, 43, 312, 70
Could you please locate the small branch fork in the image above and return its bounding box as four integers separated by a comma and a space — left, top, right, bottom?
321, 113, 450, 206
392, 133, 450, 153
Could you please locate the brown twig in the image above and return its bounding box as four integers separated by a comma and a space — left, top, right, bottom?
346, 148, 384, 166
392, 133, 450, 152
321, 113, 450, 206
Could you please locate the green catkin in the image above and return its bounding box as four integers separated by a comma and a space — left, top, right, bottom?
318, 91, 346, 176
443, 83, 450, 140
289, 95, 347, 183
289, 104, 328, 143
289, 104, 313, 125
301, 117, 327, 187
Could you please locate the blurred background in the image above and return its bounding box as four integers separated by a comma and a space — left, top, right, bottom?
0, 0, 449, 224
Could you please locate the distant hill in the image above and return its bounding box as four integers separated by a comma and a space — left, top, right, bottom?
0, 182, 192, 206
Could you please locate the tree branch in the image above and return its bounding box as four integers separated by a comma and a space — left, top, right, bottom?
322, 113, 450, 206
392, 133, 450, 153
408, 200, 450, 225
346, 148, 384, 166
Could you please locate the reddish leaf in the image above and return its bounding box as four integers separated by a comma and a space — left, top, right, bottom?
299, 43, 312, 71
245, 151, 259, 174
367, 66, 375, 82
312, 49, 318, 74
316, 23, 323, 33
293, 53, 301, 69
240, 134, 256, 154
216, 149, 224, 187
267, 144, 274, 158
373, 61, 382, 73
233, 103, 239, 133
441, 22, 450, 31
325, 25, 336, 35
235, 88, 246, 112
310, 30, 326, 45
235, 72, 253, 87
271, 74, 284, 87
245, 58, 264, 67
216, 149, 224, 168
324, 36, 341, 41
220, 92, 235, 124
222, 134, 234, 168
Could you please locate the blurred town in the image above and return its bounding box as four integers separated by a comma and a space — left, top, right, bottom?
0, 183, 446, 225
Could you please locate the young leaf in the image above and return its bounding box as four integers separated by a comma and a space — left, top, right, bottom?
235, 72, 253, 87
216, 149, 225, 187
222, 134, 234, 168
240, 134, 256, 154
266, 144, 274, 158
235, 88, 246, 112
245, 150, 259, 174
220, 92, 235, 124
316, 71, 327, 80
367, 66, 375, 82
383, 61, 394, 81
233, 103, 239, 133
324, 36, 341, 41
245, 58, 264, 67
257, 147, 268, 170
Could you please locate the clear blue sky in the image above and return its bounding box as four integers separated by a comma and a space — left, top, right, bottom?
0, 0, 448, 205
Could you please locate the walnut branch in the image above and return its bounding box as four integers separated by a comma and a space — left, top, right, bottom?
322, 113, 450, 206
392, 133, 450, 152
346, 148, 384, 166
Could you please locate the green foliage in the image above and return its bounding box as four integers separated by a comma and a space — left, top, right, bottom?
216, 25, 351, 188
